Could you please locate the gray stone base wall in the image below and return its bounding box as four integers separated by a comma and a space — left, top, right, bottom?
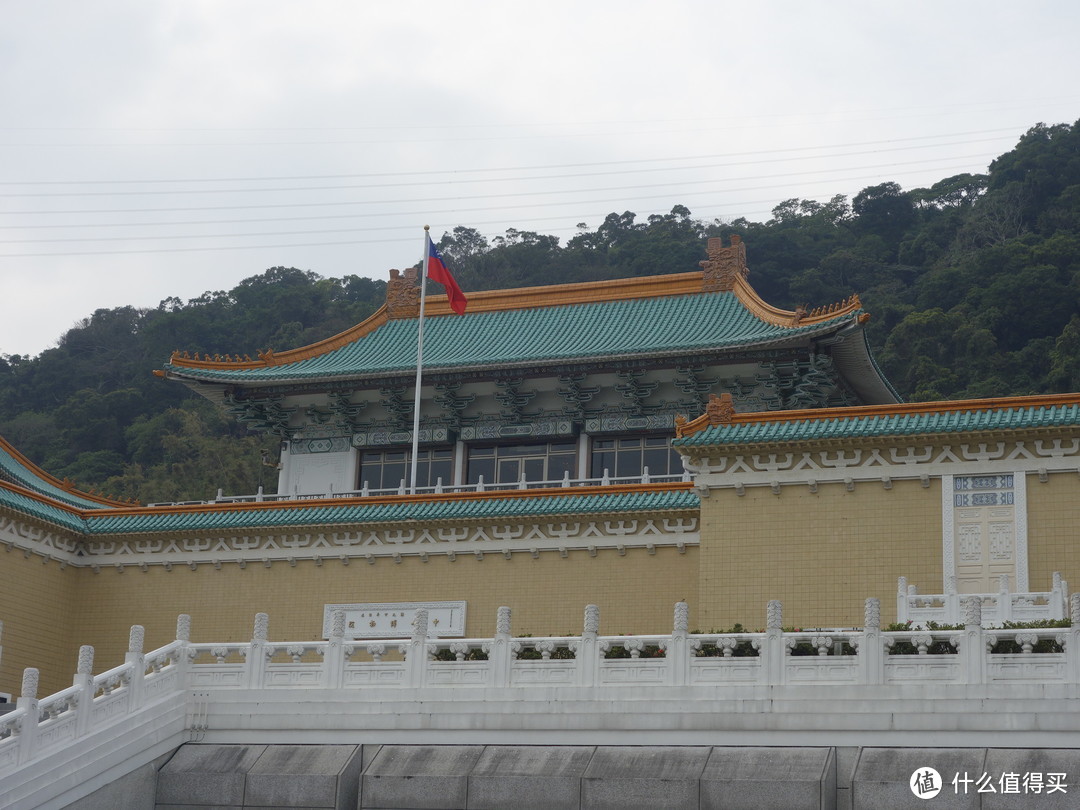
62, 744, 1080, 810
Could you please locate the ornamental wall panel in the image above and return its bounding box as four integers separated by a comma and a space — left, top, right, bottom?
76, 517, 699, 570
942, 473, 1028, 593
691, 438, 1080, 490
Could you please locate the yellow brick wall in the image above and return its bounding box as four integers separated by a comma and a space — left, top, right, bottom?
1026, 471, 1080, 593
0, 548, 79, 697
69, 544, 699, 675
9, 462, 1072, 698
697, 478, 943, 630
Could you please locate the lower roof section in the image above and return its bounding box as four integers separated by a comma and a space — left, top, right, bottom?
674, 392, 1080, 449
0, 435, 126, 511
0, 483, 87, 533
0, 480, 698, 539
84, 483, 698, 536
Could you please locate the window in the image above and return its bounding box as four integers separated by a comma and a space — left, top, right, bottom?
358, 447, 453, 490
466, 441, 577, 485
590, 435, 681, 479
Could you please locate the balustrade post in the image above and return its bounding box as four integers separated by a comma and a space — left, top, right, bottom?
574, 605, 601, 687
323, 610, 346, 689
1067, 594, 1080, 684
245, 613, 270, 689
859, 598, 883, 685
16, 668, 40, 765
125, 625, 146, 710
174, 614, 192, 687
945, 576, 960, 625
489, 607, 514, 688
998, 575, 1011, 623
73, 645, 95, 737
763, 600, 785, 686
960, 597, 986, 685
405, 609, 429, 688
896, 577, 908, 624
665, 602, 692, 686
1051, 572, 1065, 620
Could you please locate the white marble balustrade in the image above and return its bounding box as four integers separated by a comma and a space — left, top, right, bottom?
897, 573, 1069, 626
3, 593, 1080, 782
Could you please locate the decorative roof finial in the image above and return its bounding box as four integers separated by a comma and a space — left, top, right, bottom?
386, 267, 421, 319
706, 392, 736, 425
701, 235, 748, 292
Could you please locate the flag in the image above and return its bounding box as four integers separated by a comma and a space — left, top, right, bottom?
426, 236, 467, 315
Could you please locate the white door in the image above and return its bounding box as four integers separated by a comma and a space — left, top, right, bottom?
953, 474, 1016, 593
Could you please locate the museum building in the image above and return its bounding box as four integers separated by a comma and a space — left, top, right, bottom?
1, 236, 1078, 697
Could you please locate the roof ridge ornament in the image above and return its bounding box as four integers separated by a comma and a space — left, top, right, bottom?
386, 267, 421, 319
706, 392, 736, 425
803, 293, 863, 322
675, 392, 737, 439
700, 235, 748, 292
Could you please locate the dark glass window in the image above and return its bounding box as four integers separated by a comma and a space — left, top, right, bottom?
358, 447, 453, 490
466, 442, 578, 485
589, 435, 681, 479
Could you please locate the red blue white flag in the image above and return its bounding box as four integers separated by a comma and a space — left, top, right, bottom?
426, 236, 467, 315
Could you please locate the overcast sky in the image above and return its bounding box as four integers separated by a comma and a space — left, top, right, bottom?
1, 1, 1078, 358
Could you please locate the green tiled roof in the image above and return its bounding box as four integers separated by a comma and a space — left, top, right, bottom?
674, 402, 1080, 448
0, 441, 110, 511
83, 488, 699, 535
2, 475, 698, 537
0, 484, 86, 532
165, 291, 858, 384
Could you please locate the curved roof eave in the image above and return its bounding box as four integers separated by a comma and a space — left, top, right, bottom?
162, 312, 864, 390
159, 259, 880, 387
822, 324, 903, 406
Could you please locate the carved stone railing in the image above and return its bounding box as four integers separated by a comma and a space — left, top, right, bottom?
4, 594, 1080, 782
0, 620, 187, 776
149, 470, 692, 506
897, 573, 1069, 626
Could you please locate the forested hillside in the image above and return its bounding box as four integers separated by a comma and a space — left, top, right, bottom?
2, 121, 1078, 503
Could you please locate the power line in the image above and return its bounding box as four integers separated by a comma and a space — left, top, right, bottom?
0, 161, 986, 258
0, 153, 995, 222
0, 127, 1019, 188
0, 138, 1010, 199
0, 199, 792, 234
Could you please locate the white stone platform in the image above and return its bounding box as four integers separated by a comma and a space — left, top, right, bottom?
4, 597, 1080, 808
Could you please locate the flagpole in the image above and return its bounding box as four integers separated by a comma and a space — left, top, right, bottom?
409, 226, 431, 495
